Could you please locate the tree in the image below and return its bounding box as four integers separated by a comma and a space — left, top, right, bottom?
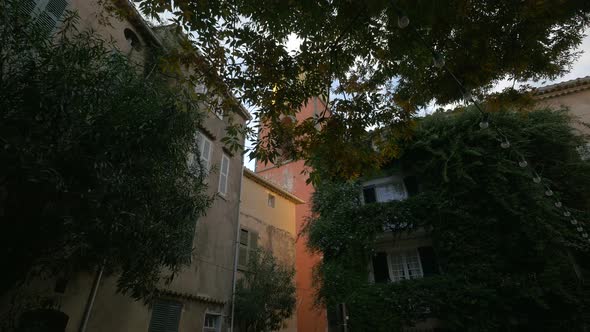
234, 249, 296, 332
0, 1, 211, 301
127, 0, 590, 176
306, 108, 590, 331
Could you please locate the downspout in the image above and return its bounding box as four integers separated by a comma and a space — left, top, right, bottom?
78, 263, 104, 332
229, 164, 245, 331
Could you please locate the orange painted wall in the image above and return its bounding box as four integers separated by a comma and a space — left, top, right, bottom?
255, 97, 327, 332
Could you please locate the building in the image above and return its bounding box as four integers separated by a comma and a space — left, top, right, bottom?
533, 76, 590, 135
237, 168, 304, 332
255, 96, 329, 332
3, 1, 250, 331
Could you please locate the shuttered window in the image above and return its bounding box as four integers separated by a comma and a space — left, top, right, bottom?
203, 313, 221, 332
22, 0, 69, 35
193, 132, 212, 172
238, 228, 258, 268
372, 252, 390, 283
371, 247, 439, 283
362, 178, 408, 204
148, 300, 182, 332
218, 154, 229, 195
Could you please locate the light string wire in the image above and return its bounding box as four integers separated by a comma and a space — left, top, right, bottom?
390, 4, 589, 244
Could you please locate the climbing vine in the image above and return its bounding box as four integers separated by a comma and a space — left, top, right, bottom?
306, 108, 590, 331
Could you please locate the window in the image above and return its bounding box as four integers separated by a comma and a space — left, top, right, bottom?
213, 105, 224, 120
210, 97, 224, 120
363, 179, 408, 204
577, 143, 590, 161
218, 154, 229, 195
371, 247, 438, 283
388, 250, 423, 282
267, 194, 275, 208
148, 300, 182, 332
190, 132, 212, 172
363, 175, 419, 204
203, 313, 221, 332
124, 28, 142, 51
22, 0, 69, 35
238, 228, 258, 268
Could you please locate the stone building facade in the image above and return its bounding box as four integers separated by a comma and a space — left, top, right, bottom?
2, 1, 250, 331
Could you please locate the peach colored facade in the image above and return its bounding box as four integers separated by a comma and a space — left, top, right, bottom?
239, 169, 304, 332
255, 97, 328, 332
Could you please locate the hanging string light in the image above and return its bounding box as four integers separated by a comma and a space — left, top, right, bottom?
397, 15, 410, 29
391, 6, 588, 244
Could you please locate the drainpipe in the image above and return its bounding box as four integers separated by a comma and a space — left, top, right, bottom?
229, 162, 246, 331
78, 263, 104, 332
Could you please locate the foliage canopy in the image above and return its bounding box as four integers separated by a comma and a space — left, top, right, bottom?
306, 108, 590, 331
0, 2, 210, 300
234, 249, 296, 332
132, 0, 590, 176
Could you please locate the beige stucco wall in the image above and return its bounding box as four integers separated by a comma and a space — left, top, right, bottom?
535, 87, 590, 135
238, 175, 298, 332
0, 1, 248, 331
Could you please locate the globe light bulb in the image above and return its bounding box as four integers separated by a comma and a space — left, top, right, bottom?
555, 201, 562, 208
500, 140, 510, 149
545, 189, 553, 197
479, 121, 489, 129
564, 211, 571, 217
519, 160, 527, 168
433, 54, 445, 68
397, 16, 410, 29
533, 176, 541, 184
571, 218, 578, 225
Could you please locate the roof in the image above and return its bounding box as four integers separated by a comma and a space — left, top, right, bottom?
113, 1, 251, 121
532, 76, 590, 100
243, 168, 305, 204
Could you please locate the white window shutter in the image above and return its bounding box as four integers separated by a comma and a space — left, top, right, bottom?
202, 139, 211, 169
218, 154, 229, 195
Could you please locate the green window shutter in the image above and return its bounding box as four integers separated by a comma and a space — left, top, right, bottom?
23, 0, 68, 35
181, 220, 196, 262
238, 245, 248, 267
148, 300, 182, 332
363, 187, 376, 203
239, 229, 249, 245
249, 231, 258, 250
372, 252, 390, 283
418, 246, 439, 277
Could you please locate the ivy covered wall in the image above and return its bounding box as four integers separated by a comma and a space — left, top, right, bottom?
306, 108, 590, 331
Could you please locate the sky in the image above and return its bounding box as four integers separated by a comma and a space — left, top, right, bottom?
141, 6, 590, 170
243, 33, 590, 170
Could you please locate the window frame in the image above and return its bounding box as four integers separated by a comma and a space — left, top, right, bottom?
267, 193, 276, 208
387, 249, 424, 282
370, 249, 424, 283
25, 0, 69, 35
362, 176, 408, 204
197, 132, 212, 172
148, 299, 183, 332
218, 154, 230, 195
202, 312, 222, 332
